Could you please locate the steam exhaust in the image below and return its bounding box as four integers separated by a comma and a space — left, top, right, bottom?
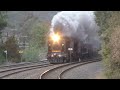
50, 11, 100, 51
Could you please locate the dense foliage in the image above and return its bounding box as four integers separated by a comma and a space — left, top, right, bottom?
22, 23, 49, 62
4, 36, 21, 62
95, 11, 120, 78
0, 11, 7, 64
0, 11, 7, 32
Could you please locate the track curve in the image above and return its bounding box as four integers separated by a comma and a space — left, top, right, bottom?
40, 58, 101, 79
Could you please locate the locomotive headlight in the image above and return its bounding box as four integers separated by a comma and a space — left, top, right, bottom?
51, 34, 60, 42
51, 54, 54, 57
58, 54, 62, 57
54, 53, 56, 55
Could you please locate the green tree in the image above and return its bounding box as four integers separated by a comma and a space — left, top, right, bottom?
95, 11, 112, 35
0, 43, 5, 64
95, 11, 120, 78
22, 22, 49, 62
0, 11, 7, 64
4, 36, 21, 63
30, 22, 48, 47
0, 11, 7, 34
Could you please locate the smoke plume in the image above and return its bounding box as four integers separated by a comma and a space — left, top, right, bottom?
50, 11, 100, 50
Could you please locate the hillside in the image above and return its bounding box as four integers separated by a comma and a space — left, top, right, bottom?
7, 11, 58, 28
1, 11, 58, 42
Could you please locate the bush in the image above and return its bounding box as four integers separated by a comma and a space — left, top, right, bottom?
0, 44, 6, 64
0, 52, 5, 64
22, 46, 47, 62
22, 46, 40, 62
4, 36, 21, 63
38, 47, 48, 60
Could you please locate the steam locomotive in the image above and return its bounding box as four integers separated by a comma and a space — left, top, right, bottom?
47, 31, 93, 64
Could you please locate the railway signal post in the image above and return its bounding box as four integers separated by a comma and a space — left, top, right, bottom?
19, 50, 23, 62
68, 48, 73, 62
4, 50, 8, 62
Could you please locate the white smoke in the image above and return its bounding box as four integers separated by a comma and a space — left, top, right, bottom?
50, 11, 100, 50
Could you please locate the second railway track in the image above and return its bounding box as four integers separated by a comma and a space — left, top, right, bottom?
0, 60, 48, 69
40, 58, 101, 79
0, 58, 101, 79
0, 60, 53, 79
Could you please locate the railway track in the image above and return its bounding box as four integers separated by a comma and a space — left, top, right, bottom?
0, 59, 48, 69
40, 58, 101, 79
0, 58, 101, 79
0, 60, 54, 79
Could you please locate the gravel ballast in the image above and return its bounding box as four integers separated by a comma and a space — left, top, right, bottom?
61, 61, 105, 79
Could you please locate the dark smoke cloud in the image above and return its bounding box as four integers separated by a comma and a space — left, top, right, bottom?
50, 11, 100, 50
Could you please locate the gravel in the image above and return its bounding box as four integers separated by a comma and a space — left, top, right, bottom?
61, 61, 105, 79
41, 63, 86, 79
3, 64, 63, 79
3, 61, 105, 79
